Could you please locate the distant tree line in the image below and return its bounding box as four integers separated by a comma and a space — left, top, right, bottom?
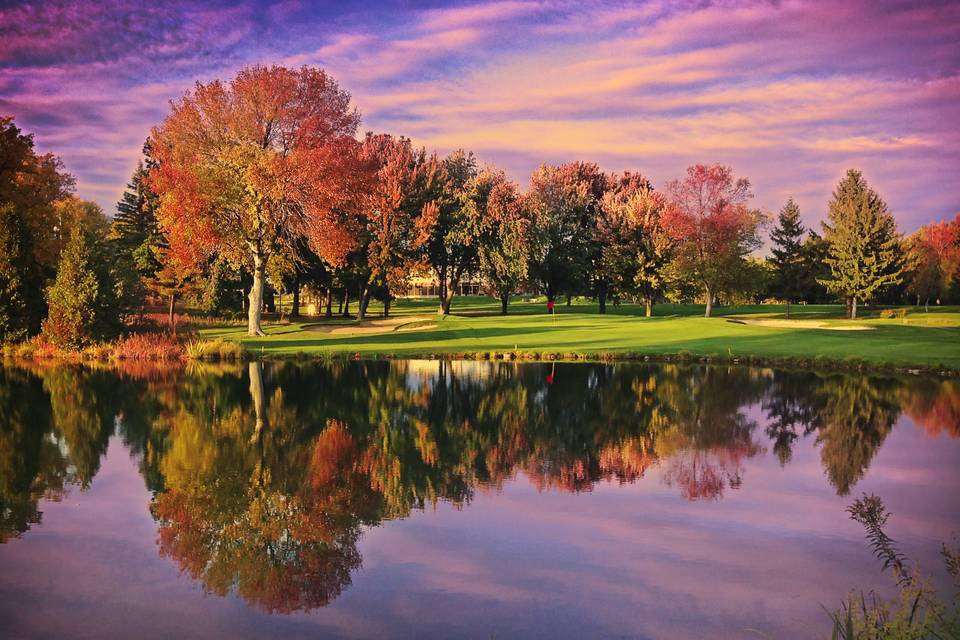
2, 65, 958, 344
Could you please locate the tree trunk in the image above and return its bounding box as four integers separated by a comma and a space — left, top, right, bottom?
383, 297, 391, 318
566, 294, 572, 307
325, 287, 333, 318
343, 288, 351, 317
500, 293, 509, 315
785, 299, 790, 319
644, 297, 653, 317
851, 296, 858, 319
704, 288, 713, 318
441, 287, 454, 315
291, 273, 301, 318
247, 253, 267, 336
845, 297, 852, 319
357, 285, 369, 321
168, 293, 176, 331
437, 264, 448, 315
925, 297, 929, 313
248, 362, 266, 444
598, 281, 607, 314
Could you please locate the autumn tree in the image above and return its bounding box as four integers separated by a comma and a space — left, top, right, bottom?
768, 198, 806, 318
416, 150, 479, 315
0, 116, 75, 281
148, 65, 365, 336
354, 134, 433, 319
907, 215, 959, 309
595, 172, 670, 316
661, 164, 765, 317
819, 170, 905, 318
527, 162, 607, 306
463, 169, 532, 314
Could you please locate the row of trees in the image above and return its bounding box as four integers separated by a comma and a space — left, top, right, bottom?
3, 64, 959, 344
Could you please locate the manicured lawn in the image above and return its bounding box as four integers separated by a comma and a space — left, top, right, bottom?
200, 298, 960, 370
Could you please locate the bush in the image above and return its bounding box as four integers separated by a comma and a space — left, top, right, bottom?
879, 308, 909, 320
112, 332, 184, 361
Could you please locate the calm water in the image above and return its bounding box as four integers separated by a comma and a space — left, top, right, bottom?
0, 360, 958, 639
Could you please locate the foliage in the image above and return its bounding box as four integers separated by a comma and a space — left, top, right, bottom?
148, 64, 367, 336
526, 161, 607, 303
829, 494, 960, 639
661, 164, 766, 317
595, 172, 670, 315
42, 209, 120, 349
184, 338, 247, 361
415, 149, 480, 314
907, 215, 960, 307
0, 205, 46, 342
819, 170, 906, 318
463, 168, 532, 313
768, 198, 806, 315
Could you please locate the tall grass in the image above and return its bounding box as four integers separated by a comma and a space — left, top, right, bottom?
828, 494, 960, 639
111, 332, 184, 361
184, 338, 247, 361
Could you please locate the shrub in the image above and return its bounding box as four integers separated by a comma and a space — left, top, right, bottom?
113, 332, 184, 361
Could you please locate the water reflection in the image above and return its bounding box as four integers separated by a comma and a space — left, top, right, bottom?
1, 360, 957, 612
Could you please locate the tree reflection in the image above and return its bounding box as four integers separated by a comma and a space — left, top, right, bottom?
1, 358, 956, 609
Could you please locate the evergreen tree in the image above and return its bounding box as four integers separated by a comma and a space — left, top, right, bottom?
0, 205, 45, 341
798, 230, 830, 303
768, 198, 806, 317
819, 170, 905, 318
43, 220, 119, 348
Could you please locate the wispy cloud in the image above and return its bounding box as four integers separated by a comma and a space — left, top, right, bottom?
1, 0, 957, 231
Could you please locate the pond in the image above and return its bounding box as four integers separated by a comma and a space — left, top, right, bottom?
0, 360, 958, 639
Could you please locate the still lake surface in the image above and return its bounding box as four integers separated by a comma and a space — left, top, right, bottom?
0, 360, 957, 639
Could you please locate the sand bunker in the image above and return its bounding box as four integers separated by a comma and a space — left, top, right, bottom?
303, 316, 435, 336
728, 318, 874, 331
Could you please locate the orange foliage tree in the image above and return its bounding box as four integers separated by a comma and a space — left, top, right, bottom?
147, 65, 366, 335
661, 164, 765, 317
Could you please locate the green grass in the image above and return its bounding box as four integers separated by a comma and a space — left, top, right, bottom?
199, 297, 960, 371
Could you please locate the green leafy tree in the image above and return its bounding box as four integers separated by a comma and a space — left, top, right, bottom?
464, 168, 532, 314
0, 205, 45, 341
415, 150, 479, 315
768, 198, 806, 317
596, 172, 670, 316
42, 211, 120, 348
819, 170, 905, 318
527, 162, 607, 307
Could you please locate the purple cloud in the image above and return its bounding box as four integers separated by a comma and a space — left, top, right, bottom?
1, 0, 957, 232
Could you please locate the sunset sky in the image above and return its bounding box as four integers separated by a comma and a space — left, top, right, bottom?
2, 0, 958, 233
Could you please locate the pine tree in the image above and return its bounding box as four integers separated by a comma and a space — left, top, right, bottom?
768, 198, 806, 318
819, 170, 905, 318
0, 205, 45, 342
43, 221, 119, 348
111, 159, 162, 277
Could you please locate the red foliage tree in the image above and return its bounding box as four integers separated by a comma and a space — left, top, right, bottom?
147, 65, 366, 336
661, 164, 765, 316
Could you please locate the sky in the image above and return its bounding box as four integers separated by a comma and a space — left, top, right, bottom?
1, 0, 958, 233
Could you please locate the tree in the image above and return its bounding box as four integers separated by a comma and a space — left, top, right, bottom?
415, 150, 479, 315
0, 205, 45, 341
798, 230, 831, 303
0, 116, 75, 280
819, 170, 905, 318
907, 215, 960, 309
148, 64, 366, 336
768, 198, 806, 317
526, 162, 607, 306
596, 172, 670, 316
355, 134, 433, 319
661, 164, 765, 317
42, 208, 119, 348
464, 169, 531, 314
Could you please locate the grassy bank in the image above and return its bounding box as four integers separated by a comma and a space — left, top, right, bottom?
198, 298, 960, 373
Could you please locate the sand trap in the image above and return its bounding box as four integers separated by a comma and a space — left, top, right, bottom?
303, 316, 435, 336
728, 318, 874, 331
